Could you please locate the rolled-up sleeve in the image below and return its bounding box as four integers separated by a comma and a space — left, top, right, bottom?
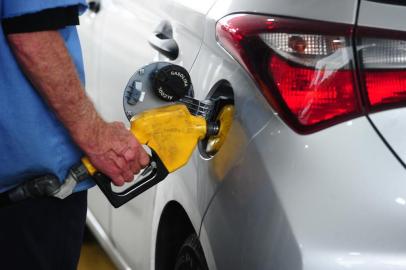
2, 0, 87, 19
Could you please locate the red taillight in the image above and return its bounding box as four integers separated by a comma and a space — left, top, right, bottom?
365, 70, 406, 106
357, 35, 406, 111
270, 55, 359, 125
216, 14, 363, 133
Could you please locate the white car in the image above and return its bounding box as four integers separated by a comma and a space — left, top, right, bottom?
79, 0, 406, 269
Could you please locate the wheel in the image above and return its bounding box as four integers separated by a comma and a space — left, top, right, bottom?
174, 234, 209, 270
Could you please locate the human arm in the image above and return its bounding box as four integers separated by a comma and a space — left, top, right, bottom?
7, 30, 149, 186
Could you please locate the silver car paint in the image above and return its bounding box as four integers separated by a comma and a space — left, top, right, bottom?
370, 109, 406, 164
79, 0, 406, 269
202, 104, 406, 269
79, 0, 217, 268
358, 0, 406, 31
206, 0, 358, 25
86, 210, 131, 270
194, 0, 360, 229
192, 38, 406, 269
197, 0, 406, 269
358, 0, 406, 166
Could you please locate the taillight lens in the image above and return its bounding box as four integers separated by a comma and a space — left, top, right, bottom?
357, 35, 406, 110
216, 14, 363, 133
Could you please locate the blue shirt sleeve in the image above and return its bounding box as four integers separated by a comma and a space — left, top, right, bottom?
2, 0, 88, 19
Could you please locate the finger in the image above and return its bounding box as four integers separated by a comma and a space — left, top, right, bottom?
111, 154, 130, 172
130, 162, 141, 175
122, 147, 137, 162
89, 155, 122, 177
122, 170, 134, 183
112, 175, 125, 186
139, 151, 150, 167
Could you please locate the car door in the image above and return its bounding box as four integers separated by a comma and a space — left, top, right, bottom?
92, 0, 215, 268
85, 0, 162, 268
153, 1, 216, 71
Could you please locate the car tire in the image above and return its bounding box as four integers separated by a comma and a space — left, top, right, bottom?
174, 234, 209, 270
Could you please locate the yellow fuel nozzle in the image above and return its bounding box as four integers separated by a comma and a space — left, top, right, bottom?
205, 105, 235, 155
81, 103, 210, 208
130, 104, 208, 173
81, 62, 237, 208
81, 102, 234, 208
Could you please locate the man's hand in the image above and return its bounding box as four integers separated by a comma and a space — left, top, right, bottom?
81, 121, 150, 186
7, 31, 149, 185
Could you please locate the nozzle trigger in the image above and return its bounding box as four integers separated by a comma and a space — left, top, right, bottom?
91, 149, 169, 208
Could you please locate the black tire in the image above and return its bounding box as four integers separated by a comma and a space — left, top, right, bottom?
174, 234, 209, 270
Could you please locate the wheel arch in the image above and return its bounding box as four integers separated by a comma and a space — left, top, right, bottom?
155, 200, 197, 270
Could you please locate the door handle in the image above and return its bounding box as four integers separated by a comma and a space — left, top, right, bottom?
88, 0, 101, 13
148, 21, 179, 60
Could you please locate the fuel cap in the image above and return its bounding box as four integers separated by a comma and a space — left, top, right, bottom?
152, 64, 191, 101
123, 62, 194, 121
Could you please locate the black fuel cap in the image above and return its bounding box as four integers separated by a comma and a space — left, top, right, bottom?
152, 64, 191, 102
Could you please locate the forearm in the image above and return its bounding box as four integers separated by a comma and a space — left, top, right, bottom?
7, 30, 149, 185
7, 30, 103, 152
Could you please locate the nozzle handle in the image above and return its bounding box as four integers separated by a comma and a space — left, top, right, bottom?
91, 149, 169, 208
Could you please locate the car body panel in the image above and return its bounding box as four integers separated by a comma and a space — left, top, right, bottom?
78, 0, 406, 269
358, 0, 406, 31
149, 159, 208, 270
203, 111, 406, 270
189, 44, 271, 217
155, 0, 217, 68
79, 0, 164, 268
199, 0, 406, 269
79, 0, 216, 268
369, 109, 406, 165
193, 0, 360, 219
358, 0, 406, 166
207, 0, 358, 26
